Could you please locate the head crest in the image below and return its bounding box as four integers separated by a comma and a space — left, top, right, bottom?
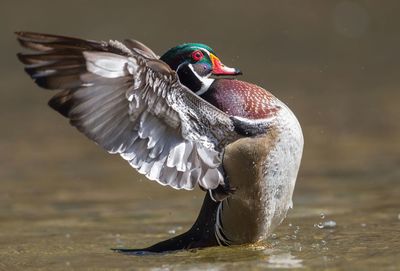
160, 43, 215, 70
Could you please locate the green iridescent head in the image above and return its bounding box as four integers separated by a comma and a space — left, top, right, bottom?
160, 43, 241, 77
160, 43, 241, 94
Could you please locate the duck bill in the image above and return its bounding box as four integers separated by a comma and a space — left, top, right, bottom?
210, 53, 242, 76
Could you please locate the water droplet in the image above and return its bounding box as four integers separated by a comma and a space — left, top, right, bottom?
361, 223, 367, 227
323, 220, 337, 228
293, 242, 302, 252
321, 240, 327, 245
320, 213, 325, 219
311, 243, 320, 249
288, 223, 293, 227
315, 220, 337, 229
271, 240, 280, 246
168, 229, 176, 234
271, 233, 278, 239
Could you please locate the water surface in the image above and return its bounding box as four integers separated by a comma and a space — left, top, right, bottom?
0, 1, 399, 270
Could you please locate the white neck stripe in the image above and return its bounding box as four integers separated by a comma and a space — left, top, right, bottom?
188, 64, 214, 96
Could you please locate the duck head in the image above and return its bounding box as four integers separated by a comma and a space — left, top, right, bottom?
160, 43, 242, 95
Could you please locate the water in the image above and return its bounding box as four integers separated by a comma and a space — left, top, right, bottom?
1, 1, 400, 270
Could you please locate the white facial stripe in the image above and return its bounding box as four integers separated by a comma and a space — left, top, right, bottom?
202, 49, 211, 57
188, 64, 214, 96
189, 46, 211, 57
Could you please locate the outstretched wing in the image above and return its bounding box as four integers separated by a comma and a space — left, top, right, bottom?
16, 32, 241, 190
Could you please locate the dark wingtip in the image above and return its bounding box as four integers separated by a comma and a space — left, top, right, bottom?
14, 31, 66, 45
48, 90, 73, 117
15, 31, 29, 46
14, 31, 34, 39
16, 52, 25, 63
15, 31, 46, 38
35, 77, 48, 89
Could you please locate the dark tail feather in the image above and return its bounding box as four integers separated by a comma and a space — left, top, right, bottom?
113, 193, 220, 254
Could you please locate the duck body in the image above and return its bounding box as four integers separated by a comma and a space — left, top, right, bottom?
218, 89, 303, 245
16, 32, 304, 253
197, 78, 304, 245
137, 79, 303, 251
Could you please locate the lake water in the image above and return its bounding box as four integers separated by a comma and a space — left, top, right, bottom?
0, 1, 399, 270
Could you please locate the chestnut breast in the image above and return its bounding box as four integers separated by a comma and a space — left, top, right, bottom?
202, 79, 278, 119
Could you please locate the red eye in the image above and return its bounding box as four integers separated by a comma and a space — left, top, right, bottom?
191, 50, 204, 61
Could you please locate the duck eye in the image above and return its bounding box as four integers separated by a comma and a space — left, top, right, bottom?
191, 50, 204, 62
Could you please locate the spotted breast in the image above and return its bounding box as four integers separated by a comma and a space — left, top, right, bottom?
201, 79, 280, 119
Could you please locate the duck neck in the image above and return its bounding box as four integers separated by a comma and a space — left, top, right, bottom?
177, 64, 214, 95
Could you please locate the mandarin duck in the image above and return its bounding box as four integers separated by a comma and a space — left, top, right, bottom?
16, 32, 303, 253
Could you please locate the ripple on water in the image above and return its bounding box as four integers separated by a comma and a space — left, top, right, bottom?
266, 252, 303, 269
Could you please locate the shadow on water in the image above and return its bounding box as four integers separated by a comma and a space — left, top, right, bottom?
0, 0, 399, 270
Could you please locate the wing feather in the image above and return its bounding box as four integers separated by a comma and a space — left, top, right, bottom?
16, 32, 247, 190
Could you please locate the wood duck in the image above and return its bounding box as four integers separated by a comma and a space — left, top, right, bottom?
16, 32, 304, 253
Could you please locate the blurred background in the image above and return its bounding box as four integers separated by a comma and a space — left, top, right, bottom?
0, 1, 399, 270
